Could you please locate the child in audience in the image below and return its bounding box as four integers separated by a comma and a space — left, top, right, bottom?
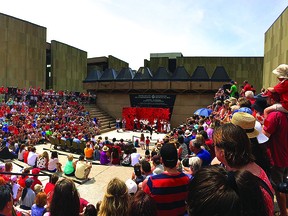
64, 154, 75, 176
48, 151, 62, 172
264, 64, 288, 117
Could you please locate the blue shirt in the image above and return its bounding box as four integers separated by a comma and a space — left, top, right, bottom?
197, 149, 212, 166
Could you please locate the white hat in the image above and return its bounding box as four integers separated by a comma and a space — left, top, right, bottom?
272, 64, 288, 79
255, 121, 269, 144
184, 130, 192, 137
125, 179, 138, 194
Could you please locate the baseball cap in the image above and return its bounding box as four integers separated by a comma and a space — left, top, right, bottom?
125, 179, 138, 194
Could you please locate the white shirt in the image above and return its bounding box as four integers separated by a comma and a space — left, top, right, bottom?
131, 153, 141, 166
27, 152, 38, 166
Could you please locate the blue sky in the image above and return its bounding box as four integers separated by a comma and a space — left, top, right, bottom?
1, 0, 287, 70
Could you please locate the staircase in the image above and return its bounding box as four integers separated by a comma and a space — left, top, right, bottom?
84, 104, 116, 134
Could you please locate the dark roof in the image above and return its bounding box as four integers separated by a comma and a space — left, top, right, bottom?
99, 68, 117, 81
172, 66, 191, 80
133, 67, 153, 80
191, 66, 210, 81
83, 70, 102, 82
116, 68, 135, 80
153, 67, 172, 80
210, 66, 231, 81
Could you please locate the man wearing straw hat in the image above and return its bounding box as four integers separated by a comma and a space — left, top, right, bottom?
262, 90, 288, 216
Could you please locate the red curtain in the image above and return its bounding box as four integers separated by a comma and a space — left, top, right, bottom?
122, 107, 170, 130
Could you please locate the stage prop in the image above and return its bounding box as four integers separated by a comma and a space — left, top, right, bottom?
122, 107, 170, 131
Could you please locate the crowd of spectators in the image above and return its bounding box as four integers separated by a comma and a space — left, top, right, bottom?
1, 64, 288, 216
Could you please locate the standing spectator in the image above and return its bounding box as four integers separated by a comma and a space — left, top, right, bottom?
263, 90, 288, 216
187, 166, 270, 216
213, 123, 274, 216
145, 136, 150, 150
143, 143, 190, 216
226, 80, 238, 98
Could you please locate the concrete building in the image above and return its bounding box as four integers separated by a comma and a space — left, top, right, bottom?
263, 6, 288, 88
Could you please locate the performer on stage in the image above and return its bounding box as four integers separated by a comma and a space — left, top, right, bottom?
133, 116, 138, 131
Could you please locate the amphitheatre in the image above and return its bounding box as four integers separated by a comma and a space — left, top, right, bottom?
0, 5, 288, 214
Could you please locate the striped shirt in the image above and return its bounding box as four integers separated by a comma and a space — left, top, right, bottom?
143, 171, 190, 216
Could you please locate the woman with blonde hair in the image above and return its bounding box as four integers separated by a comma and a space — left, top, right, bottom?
37, 151, 49, 170
98, 177, 129, 216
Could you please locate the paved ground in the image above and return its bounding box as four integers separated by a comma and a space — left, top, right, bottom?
9, 129, 166, 206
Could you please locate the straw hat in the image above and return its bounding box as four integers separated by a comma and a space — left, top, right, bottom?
231, 112, 259, 138
102, 146, 109, 152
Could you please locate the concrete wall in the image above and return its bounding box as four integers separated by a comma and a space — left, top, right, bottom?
51, 40, 87, 91
108, 55, 129, 71
263, 6, 288, 88
146, 56, 263, 92
0, 13, 46, 88
96, 92, 214, 128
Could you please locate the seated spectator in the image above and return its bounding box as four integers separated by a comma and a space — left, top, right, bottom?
130, 148, 141, 166
74, 155, 92, 180
31, 168, 42, 191
98, 178, 129, 216
84, 142, 93, 160
64, 154, 75, 176
31, 192, 47, 216
2, 162, 13, 182
125, 179, 138, 196
37, 151, 49, 170
20, 178, 35, 210
131, 163, 145, 185
189, 138, 212, 166
0, 183, 14, 216
121, 149, 131, 166
151, 155, 164, 175
18, 144, 26, 162
188, 156, 202, 178
44, 174, 59, 201
187, 165, 270, 216
100, 146, 110, 165
93, 144, 100, 161
83, 204, 97, 216
27, 146, 38, 167
44, 178, 80, 216
129, 190, 157, 216
23, 146, 31, 164
48, 151, 62, 172
18, 168, 30, 188
111, 146, 121, 165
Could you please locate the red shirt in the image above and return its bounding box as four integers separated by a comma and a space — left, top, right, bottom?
243, 83, 252, 92
44, 182, 55, 195
263, 111, 288, 167
274, 79, 288, 110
